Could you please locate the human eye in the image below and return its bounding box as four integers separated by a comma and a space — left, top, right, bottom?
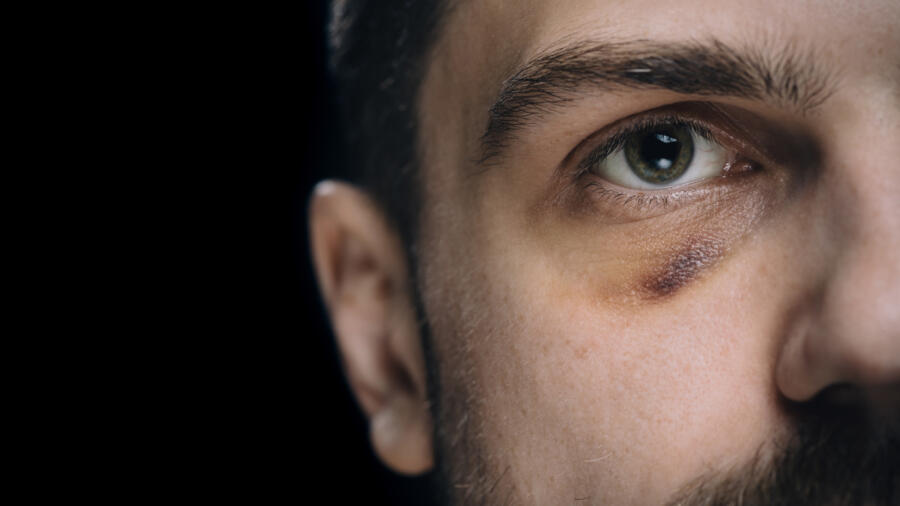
572, 103, 764, 218
586, 120, 726, 190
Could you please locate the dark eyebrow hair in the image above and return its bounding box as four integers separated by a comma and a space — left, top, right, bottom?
479, 38, 835, 164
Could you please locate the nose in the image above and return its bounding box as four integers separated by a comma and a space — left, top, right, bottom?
775, 154, 900, 407
776, 251, 900, 402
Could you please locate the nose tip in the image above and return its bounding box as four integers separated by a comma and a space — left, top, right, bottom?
775, 257, 900, 403
776, 321, 900, 403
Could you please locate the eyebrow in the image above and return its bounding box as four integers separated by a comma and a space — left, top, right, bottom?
479, 38, 835, 164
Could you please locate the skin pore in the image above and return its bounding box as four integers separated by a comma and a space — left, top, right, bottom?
311, 0, 899, 504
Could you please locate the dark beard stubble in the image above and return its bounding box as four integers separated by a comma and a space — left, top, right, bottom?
666, 386, 898, 506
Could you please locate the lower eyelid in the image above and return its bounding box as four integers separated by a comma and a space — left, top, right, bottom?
579, 164, 761, 223
581, 180, 706, 222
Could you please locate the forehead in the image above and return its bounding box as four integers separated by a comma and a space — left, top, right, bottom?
434, 0, 893, 78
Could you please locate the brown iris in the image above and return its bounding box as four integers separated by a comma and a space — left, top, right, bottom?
623, 126, 694, 184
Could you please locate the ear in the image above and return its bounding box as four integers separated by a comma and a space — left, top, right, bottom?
309, 180, 433, 475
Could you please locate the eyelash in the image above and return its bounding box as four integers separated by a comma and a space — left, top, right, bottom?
573, 112, 753, 213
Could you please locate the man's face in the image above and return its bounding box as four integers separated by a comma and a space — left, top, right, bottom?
411, 0, 899, 503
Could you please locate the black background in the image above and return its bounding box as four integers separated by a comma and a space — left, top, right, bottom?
39, 2, 438, 503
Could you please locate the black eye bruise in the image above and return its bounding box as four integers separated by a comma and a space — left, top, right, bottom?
640, 237, 725, 299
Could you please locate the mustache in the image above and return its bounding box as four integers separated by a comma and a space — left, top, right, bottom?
666, 386, 899, 506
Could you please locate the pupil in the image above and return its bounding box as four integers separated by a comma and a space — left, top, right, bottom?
622, 124, 694, 183
639, 130, 682, 171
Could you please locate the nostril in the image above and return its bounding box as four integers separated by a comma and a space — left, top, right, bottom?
799, 383, 900, 427
784, 382, 899, 423
816, 382, 863, 407
796, 383, 870, 416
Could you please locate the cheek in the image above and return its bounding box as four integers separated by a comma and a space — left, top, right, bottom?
417, 156, 799, 501
447, 245, 789, 503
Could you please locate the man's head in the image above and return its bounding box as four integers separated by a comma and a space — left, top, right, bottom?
310, 0, 900, 504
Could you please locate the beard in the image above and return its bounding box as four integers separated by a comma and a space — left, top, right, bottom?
665, 387, 899, 506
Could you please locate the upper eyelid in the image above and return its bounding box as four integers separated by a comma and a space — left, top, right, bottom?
570, 102, 776, 177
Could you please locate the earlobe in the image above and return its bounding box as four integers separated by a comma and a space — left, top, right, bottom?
309, 180, 434, 475
371, 393, 435, 474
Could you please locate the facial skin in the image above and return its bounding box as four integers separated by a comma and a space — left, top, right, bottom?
311, 0, 899, 504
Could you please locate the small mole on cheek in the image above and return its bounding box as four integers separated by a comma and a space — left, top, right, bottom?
641, 238, 724, 299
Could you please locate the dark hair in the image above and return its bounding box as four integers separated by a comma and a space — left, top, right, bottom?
330, 7, 453, 500
329, 0, 449, 247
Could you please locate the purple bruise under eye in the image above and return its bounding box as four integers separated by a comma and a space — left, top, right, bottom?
641, 238, 724, 298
